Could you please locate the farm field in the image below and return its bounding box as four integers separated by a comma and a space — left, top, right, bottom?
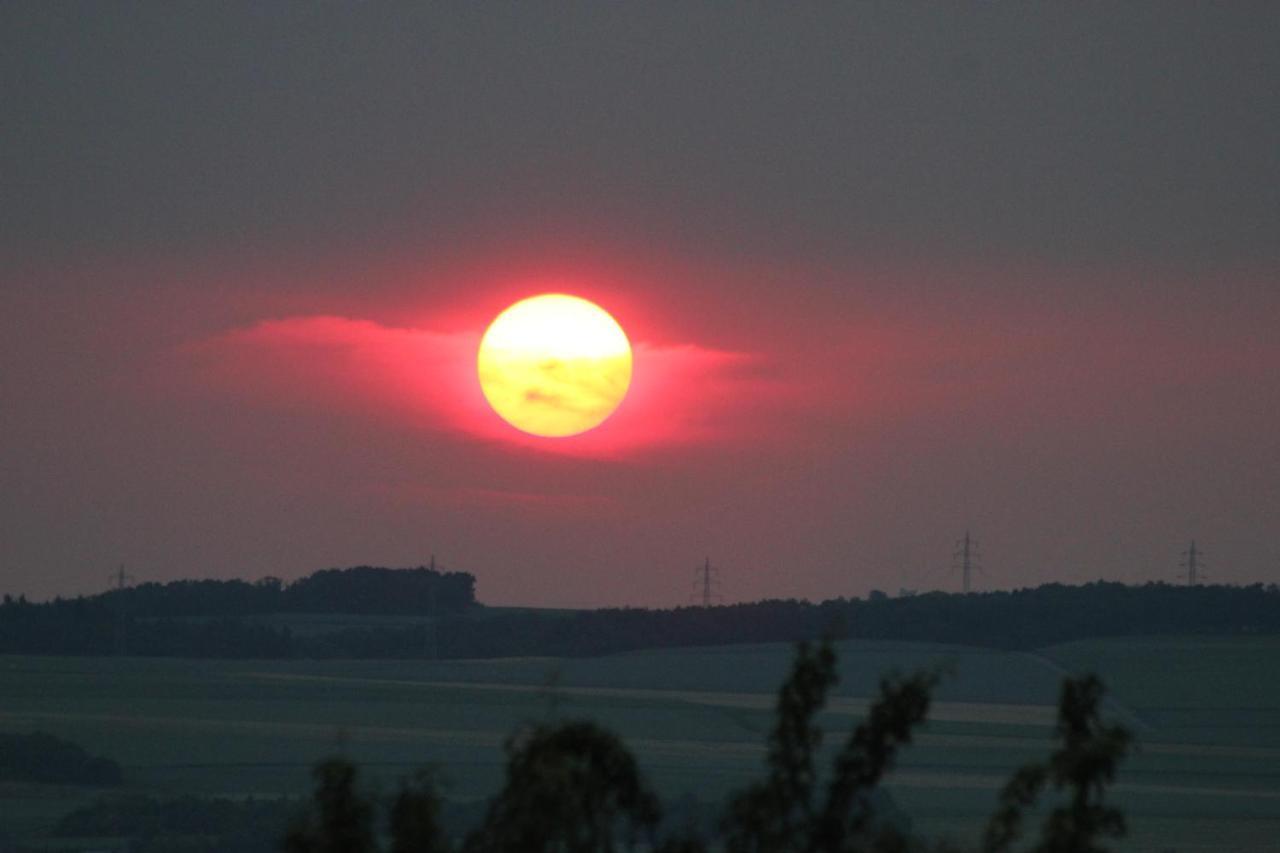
3, 636, 1280, 851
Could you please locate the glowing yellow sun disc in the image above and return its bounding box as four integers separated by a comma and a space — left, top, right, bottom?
477, 294, 633, 437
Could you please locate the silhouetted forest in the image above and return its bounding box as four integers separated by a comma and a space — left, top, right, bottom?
51, 794, 294, 853
2, 573, 1278, 659
94, 565, 477, 618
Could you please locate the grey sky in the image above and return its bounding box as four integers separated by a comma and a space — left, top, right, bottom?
2, 4, 1278, 606
5, 4, 1277, 268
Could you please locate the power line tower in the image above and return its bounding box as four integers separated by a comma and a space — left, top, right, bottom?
953, 531, 981, 594
426, 554, 440, 660
1180, 540, 1206, 586
107, 564, 134, 656
691, 557, 722, 607
109, 564, 133, 592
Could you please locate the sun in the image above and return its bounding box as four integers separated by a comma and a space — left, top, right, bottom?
477, 294, 633, 438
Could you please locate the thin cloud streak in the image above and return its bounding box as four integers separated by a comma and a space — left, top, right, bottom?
191, 315, 769, 457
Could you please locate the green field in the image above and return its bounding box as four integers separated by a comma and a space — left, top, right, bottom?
3, 637, 1279, 851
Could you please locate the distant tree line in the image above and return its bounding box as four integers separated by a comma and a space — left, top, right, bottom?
1, 579, 1278, 659
50, 794, 295, 853
0, 565, 474, 657
0, 731, 122, 787
95, 565, 477, 618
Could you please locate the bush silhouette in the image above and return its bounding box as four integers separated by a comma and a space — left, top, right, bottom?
462, 721, 660, 852
283, 640, 1131, 852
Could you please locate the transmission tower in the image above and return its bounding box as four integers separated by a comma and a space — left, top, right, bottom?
426, 554, 439, 660
952, 531, 981, 594
109, 564, 133, 592
1180, 540, 1206, 586
107, 564, 134, 656
691, 557, 722, 607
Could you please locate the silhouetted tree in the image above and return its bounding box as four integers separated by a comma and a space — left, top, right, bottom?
282, 758, 377, 853
278, 643, 1132, 853
461, 721, 661, 853
720, 639, 838, 852
389, 769, 451, 853
720, 639, 939, 853
982, 675, 1132, 853
810, 667, 940, 852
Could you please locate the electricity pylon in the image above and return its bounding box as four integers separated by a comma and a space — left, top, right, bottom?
426, 554, 440, 660
692, 557, 722, 607
108, 564, 133, 592
107, 564, 134, 656
953, 531, 981, 594
1180, 540, 1206, 586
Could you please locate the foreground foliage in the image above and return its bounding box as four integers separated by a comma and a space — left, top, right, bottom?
982, 676, 1132, 853
283, 640, 1132, 853
464, 722, 659, 853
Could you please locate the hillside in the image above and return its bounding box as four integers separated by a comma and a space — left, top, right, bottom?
3, 576, 1279, 659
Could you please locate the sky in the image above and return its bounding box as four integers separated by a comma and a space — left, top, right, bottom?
3, 4, 1278, 608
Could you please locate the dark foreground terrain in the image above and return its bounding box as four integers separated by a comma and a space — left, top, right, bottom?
2, 635, 1278, 851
